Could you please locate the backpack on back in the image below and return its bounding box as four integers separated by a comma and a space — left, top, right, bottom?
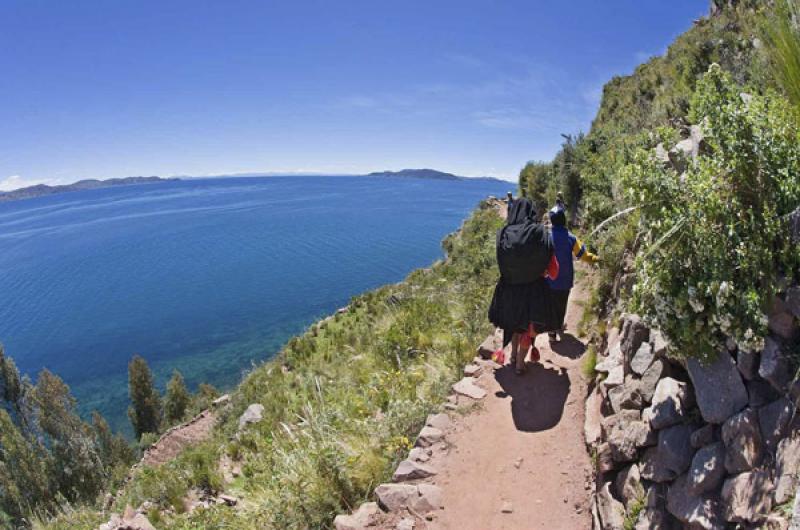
496, 218, 552, 284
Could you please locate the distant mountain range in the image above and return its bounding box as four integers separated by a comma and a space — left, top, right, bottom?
365, 168, 503, 183
0, 170, 504, 203
0, 176, 178, 202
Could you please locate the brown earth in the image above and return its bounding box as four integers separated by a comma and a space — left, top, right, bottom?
140, 410, 217, 467
424, 278, 594, 530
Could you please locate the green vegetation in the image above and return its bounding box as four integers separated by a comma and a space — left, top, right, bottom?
624, 65, 800, 359
764, 0, 800, 111
37, 201, 503, 529
164, 370, 191, 425
0, 347, 135, 526
622, 494, 646, 530
128, 355, 163, 439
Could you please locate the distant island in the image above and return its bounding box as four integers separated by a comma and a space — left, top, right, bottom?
0, 176, 179, 202
365, 168, 503, 183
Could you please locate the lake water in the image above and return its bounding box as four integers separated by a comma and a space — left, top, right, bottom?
0, 176, 508, 433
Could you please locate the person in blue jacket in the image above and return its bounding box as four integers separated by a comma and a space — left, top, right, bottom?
547, 204, 599, 342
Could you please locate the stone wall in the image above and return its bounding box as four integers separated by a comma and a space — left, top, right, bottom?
586, 286, 800, 529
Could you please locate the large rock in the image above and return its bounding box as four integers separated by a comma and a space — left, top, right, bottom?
720, 471, 773, 524
650, 329, 669, 358
603, 411, 647, 462
748, 378, 782, 408
687, 353, 747, 424
237, 403, 265, 430
374, 484, 442, 514
667, 473, 724, 529
721, 408, 763, 473
334, 502, 382, 530
585, 386, 603, 445
634, 508, 673, 530
452, 378, 486, 399
775, 435, 800, 504
642, 377, 689, 429
621, 315, 650, 369
608, 379, 644, 414
392, 460, 437, 482
639, 359, 667, 403
759, 398, 795, 454
477, 331, 501, 358
597, 442, 616, 474
596, 342, 624, 373
688, 442, 726, 495
631, 342, 655, 376
597, 481, 626, 530
640, 424, 694, 483
736, 350, 759, 381
690, 424, 716, 449
415, 426, 444, 447
760, 337, 793, 393
616, 463, 645, 508
768, 297, 799, 341
603, 365, 625, 389
425, 413, 450, 431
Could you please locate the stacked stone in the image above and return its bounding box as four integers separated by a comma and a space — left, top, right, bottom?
587, 290, 800, 530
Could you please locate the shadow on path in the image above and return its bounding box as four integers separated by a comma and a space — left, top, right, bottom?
549, 333, 586, 360
494, 363, 571, 432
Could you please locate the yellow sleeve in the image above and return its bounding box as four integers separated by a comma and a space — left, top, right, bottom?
572, 237, 598, 263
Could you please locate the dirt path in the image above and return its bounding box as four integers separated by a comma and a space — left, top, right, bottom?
427, 278, 593, 530
141, 409, 217, 467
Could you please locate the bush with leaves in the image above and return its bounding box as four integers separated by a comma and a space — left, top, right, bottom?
128, 355, 163, 439
622, 64, 800, 359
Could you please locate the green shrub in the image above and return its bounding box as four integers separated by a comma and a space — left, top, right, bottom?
622, 65, 800, 359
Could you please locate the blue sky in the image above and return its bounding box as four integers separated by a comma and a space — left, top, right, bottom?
0, 1, 708, 188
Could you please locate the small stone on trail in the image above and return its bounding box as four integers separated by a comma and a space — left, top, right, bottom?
237, 403, 265, 430
463, 364, 481, 377
501, 501, 514, 513
392, 459, 438, 482
426, 413, 450, 430
396, 518, 415, 530
416, 426, 444, 447
514, 457, 523, 469
452, 378, 487, 399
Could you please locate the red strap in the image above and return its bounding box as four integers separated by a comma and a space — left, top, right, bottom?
544, 254, 559, 280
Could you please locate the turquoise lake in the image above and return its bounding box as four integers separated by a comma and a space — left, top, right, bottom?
0, 176, 508, 433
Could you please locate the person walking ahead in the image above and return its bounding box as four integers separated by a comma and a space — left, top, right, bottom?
489, 198, 560, 374
547, 205, 598, 342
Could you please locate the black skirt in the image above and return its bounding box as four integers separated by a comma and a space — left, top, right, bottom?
488, 277, 559, 334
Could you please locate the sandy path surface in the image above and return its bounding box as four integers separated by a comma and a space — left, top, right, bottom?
141, 410, 216, 467
427, 279, 593, 530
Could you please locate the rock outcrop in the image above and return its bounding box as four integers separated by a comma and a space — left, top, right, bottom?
587, 304, 800, 530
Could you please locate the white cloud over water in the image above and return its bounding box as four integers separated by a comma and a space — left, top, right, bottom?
0, 175, 55, 191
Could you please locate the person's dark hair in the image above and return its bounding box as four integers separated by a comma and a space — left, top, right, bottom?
549, 207, 566, 226
507, 197, 536, 225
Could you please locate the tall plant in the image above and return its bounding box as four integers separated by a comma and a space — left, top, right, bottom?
764, 0, 800, 111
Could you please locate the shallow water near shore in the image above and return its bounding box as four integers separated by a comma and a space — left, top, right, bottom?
0, 175, 508, 433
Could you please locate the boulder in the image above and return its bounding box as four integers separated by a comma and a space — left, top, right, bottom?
415, 426, 444, 448
747, 378, 782, 408
642, 377, 689, 429
392, 460, 437, 482
666, 473, 725, 529
688, 442, 726, 495
631, 342, 655, 376
720, 471, 773, 523
634, 508, 673, 530
211, 394, 231, 408
425, 413, 450, 431
775, 435, 800, 504
333, 502, 382, 530
414, 484, 443, 513
603, 365, 625, 390
597, 481, 626, 530
621, 315, 650, 369
650, 329, 669, 358
477, 332, 501, 359
736, 350, 759, 381
768, 297, 799, 341
640, 424, 694, 483
760, 337, 793, 393
596, 342, 624, 373
639, 359, 667, 403
463, 364, 481, 377
615, 463, 645, 508
608, 379, 644, 414
690, 424, 716, 449
408, 447, 430, 463
597, 442, 616, 474
585, 386, 603, 445
759, 398, 795, 454
786, 286, 800, 319
687, 353, 747, 424
721, 408, 762, 473
237, 403, 265, 430
452, 378, 486, 400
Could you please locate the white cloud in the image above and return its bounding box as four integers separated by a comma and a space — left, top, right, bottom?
0, 175, 54, 192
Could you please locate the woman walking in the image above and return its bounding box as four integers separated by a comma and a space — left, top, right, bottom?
489, 198, 560, 374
